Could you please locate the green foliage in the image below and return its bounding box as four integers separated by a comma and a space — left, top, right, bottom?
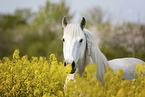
0, 15, 26, 30
18, 26, 56, 56
0, 0, 72, 61
83, 6, 104, 26
0, 14, 27, 59
14, 8, 35, 23
0, 0, 144, 63
34, 0, 73, 27
17, 0, 73, 61
101, 44, 132, 60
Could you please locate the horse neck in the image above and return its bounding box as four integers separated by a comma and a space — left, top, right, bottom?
84, 29, 109, 82
91, 46, 109, 82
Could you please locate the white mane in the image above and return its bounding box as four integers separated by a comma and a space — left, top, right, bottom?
83, 29, 144, 81
83, 29, 109, 82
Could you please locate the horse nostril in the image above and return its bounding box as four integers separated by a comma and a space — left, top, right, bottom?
70, 61, 76, 74
72, 61, 75, 68
64, 61, 67, 67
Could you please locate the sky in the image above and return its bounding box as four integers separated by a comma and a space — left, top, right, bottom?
0, 0, 145, 24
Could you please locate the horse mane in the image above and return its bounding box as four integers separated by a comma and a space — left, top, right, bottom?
84, 29, 109, 82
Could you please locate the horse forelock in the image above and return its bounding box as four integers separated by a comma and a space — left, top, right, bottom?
64, 24, 84, 39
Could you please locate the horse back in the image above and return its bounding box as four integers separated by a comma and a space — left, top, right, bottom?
108, 58, 144, 80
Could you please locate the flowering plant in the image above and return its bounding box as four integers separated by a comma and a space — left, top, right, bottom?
0, 49, 145, 97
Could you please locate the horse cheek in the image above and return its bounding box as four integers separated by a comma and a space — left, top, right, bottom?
63, 44, 67, 59
79, 43, 86, 59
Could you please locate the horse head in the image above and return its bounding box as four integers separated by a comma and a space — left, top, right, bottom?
62, 16, 87, 74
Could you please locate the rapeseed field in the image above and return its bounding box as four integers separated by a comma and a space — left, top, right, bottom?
0, 49, 145, 97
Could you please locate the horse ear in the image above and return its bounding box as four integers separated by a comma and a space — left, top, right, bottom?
62, 16, 68, 28
80, 17, 86, 30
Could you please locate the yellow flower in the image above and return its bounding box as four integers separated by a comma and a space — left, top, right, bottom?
85, 64, 97, 75
104, 72, 112, 82
116, 88, 126, 97
106, 66, 114, 74
1, 50, 145, 97
65, 65, 72, 74
116, 69, 124, 78
13, 49, 20, 59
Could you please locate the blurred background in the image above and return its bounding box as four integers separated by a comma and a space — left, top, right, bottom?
0, 0, 145, 61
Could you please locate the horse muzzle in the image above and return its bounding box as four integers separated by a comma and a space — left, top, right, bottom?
64, 61, 76, 74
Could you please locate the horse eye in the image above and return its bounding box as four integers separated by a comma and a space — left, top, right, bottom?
79, 39, 83, 43
62, 38, 65, 42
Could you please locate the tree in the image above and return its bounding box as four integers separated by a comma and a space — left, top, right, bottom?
34, 0, 73, 28
82, 6, 112, 46
82, 6, 145, 60
112, 23, 144, 57
83, 6, 104, 27
14, 8, 35, 23
16, 0, 73, 61
0, 15, 26, 30
0, 14, 28, 59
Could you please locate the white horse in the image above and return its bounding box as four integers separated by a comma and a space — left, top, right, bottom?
62, 16, 144, 83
